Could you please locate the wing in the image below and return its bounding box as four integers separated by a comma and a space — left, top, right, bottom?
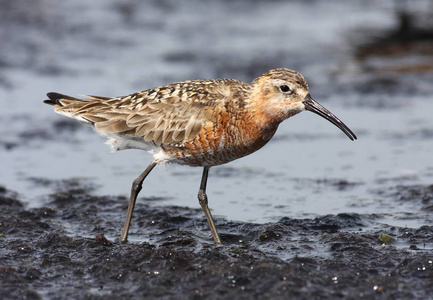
45, 79, 250, 146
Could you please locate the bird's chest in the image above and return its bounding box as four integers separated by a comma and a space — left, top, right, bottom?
164, 112, 278, 167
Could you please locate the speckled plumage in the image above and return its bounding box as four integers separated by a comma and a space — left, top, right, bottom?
44, 68, 357, 244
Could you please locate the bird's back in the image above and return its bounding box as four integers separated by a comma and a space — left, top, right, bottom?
45, 78, 275, 166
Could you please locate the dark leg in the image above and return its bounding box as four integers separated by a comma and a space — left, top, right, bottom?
198, 167, 222, 244
120, 160, 157, 243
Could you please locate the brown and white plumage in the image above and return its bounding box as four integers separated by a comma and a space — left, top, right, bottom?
45, 78, 254, 165
44, 68, 357, 244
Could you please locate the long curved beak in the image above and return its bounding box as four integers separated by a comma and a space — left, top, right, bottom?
303, 94, 357, 141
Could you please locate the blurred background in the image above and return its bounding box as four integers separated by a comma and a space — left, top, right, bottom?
1, 0, 433, 229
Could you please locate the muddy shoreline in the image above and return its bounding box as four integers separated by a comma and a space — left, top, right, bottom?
2, 0, 433, 299
1, 181, 432, 299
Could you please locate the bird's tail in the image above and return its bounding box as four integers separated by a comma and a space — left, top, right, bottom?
43, 92, 104, 125
44, 92, 84, 106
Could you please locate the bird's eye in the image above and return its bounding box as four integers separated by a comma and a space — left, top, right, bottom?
279, 85, 291, 93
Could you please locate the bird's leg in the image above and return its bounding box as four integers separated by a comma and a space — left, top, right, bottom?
198, 167, 222, 244
120, 160, 157, 243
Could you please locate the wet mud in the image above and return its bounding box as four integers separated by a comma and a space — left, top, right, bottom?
2, 0, 433, 299
355, 8, 433, 73
1, 182, 433, 299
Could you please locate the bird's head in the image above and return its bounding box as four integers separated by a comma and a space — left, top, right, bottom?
251, 68, 356, 141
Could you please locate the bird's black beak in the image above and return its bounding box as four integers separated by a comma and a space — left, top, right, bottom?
303, 94, 357, 141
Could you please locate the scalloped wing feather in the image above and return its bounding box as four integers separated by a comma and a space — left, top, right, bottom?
48, 79, 249, 148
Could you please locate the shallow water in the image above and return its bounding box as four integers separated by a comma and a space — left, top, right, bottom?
1, 0, 433, 231
2, 1, 433, 299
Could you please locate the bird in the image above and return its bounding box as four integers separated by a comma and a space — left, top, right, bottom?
44, 68, 357, 244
